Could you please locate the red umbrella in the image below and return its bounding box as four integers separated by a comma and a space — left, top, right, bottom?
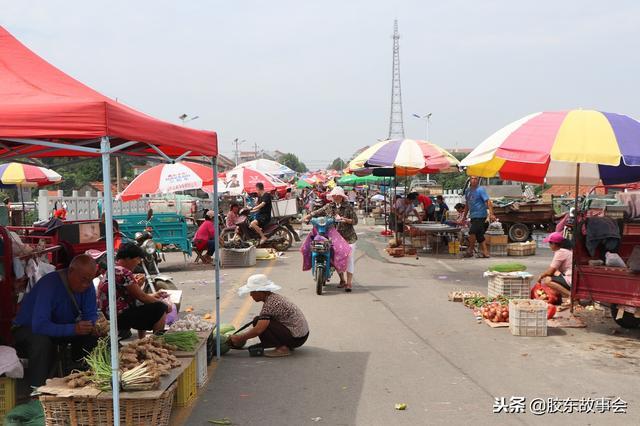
117, 161, 213, 201
205, 167, 285, 195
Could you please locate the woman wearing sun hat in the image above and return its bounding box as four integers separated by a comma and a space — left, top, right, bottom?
537, 232, 573, 299
229, 274, 309, 357
303, 186, 358, 292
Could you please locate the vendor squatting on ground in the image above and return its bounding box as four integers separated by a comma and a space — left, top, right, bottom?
228, 274, 309, 358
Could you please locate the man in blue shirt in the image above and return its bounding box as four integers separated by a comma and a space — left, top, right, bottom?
13, 255, 98, 387
461, 177, 495, 258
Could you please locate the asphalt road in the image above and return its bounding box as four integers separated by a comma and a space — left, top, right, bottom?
160, 224, 640, 426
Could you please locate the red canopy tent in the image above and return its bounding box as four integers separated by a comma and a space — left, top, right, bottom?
0, 26, 217, 158
0, 26, 222, 423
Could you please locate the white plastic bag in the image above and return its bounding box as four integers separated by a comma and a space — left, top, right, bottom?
605, 252, 626, 268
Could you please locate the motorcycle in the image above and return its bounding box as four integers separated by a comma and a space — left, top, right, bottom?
309, 216, 335, 295
281, 216, 301, 242
220, 207, 293, 251
131, 210, 176, 291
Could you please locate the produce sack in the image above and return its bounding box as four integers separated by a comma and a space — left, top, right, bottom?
531, 283, 560, 305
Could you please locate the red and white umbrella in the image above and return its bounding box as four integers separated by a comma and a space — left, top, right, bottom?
205, 166, 286, 196
117, 161, 213, 201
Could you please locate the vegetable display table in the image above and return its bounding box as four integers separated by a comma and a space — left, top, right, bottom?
406, 224, 462, 256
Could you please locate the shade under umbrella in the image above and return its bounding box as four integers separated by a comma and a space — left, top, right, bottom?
460, 110, 640, 185
117, 161, 213, 201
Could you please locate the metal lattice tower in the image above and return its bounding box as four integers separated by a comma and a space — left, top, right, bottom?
387, 19, 405, 140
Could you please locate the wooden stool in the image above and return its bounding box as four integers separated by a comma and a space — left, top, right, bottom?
193, 247, 206, 263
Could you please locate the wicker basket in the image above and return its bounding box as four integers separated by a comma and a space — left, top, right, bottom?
507, 241, 536, 256
509, 299, 548, 337
0, 377, 16, 425
220, 246, 256, 267
489, 243, 507, 257
487, 274, 532, 298
40, 382, 177, 426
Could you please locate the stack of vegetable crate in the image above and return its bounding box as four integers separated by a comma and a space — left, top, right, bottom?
172, 332, 210, 405
0, 376, 15, 424
509, 299, 548, 336
487, 273, 532, 299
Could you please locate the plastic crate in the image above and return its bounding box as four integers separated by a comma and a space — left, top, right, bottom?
0, 377, 16, 424
196, 344, 208, 388
448, 241, 460, 254
507, 241, 536, 256
272, 199, 297, 217
220, 246, 256, 267
509, 299, 548, 337
175, 358, 196, 407
488, 274, 532, 298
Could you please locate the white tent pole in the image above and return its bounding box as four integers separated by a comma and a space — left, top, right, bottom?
101, 136, 121, 424
211, 157, 222, 358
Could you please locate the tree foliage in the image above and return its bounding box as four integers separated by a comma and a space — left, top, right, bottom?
428, 152, 468, 191
41, 157, 136, 192
280, 153, 308, 173
327, 158, 346, 171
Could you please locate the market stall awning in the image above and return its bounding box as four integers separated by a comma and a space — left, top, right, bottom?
0, 26, 217, 159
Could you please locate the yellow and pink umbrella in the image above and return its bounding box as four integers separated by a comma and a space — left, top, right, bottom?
0, 162, 61, 186
460, 110, 640, 185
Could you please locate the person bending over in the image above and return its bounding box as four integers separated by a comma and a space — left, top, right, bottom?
229, 274, 309, 357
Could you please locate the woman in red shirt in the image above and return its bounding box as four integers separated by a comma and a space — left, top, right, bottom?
194, 210, 217, 263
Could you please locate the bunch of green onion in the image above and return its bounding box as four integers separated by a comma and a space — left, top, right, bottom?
159, 330, 199, 351
84, 338, 113, 391
121, 361, 159, 391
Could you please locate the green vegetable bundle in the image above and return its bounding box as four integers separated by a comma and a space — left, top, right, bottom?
488, 263, 527, 273
160, 331, 199, 351
84, 337, 113, 391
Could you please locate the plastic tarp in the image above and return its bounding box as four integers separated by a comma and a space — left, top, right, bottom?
0, 26, 217, 157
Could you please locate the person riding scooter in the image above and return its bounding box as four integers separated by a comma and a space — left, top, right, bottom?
250, 182, 272, 245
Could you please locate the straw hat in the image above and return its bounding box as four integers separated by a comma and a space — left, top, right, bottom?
238, 274, 282, 296
328, 186, 347, 201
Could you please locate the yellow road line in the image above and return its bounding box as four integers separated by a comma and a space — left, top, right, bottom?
171, 261, 277, 425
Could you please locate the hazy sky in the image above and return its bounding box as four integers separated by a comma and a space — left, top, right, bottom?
3, 1, 639, 169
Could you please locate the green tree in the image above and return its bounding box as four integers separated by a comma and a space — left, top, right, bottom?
327, 158, 346, 170
280, 153, 308, 173
41, 157, 136, 192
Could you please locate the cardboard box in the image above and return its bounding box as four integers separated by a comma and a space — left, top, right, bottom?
486, 235, 508, 245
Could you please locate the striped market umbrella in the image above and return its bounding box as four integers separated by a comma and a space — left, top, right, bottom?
0, 162, 62, 224
211, 166, 286, 196
0, 162, 61, 186
236, 159, 295, 177
348, 139, 459, 176
460, 110, 640, 185
118, 161, 213, 201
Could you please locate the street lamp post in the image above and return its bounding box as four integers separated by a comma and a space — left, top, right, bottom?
412, 112, 433, 182
233, 138, 246, 166
179, 113, 200, 125
412, 112, 432, 141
